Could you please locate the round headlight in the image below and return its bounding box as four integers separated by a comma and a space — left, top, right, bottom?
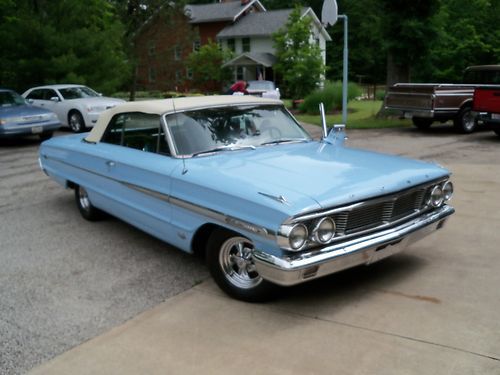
429, 185, 444, 207
289, 223, 308, 250
313, 217, 336, 244
442, 181, 453, 201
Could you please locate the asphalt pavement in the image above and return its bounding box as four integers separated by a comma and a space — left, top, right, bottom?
1, 124, 500, 374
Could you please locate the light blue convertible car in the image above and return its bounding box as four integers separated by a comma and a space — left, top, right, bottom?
39, 96, 454, 301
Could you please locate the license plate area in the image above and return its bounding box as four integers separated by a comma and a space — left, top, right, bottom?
491, 113, 500, 120
367, 239, 406, 264
31, 126, 43, 134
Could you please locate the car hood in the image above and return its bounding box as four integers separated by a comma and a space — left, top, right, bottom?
0, 104, 55, 117
184, 141, 449, 216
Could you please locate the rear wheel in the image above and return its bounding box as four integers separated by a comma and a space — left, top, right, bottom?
207, 228, 278, 302
69, 111, 85, 133
454, 106, 477, 133
75, 185, 103, 221
412, 117, 433, 130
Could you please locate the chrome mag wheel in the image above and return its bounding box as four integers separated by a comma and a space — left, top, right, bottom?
218, 236, 263, 289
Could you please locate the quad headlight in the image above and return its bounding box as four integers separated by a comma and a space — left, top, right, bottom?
429, 185, 444, 207
312, 217, 336, 244
442, 181, 454, 201
428, 180, 454, 208
288, 223, 308, 250
279, 217, 337, 251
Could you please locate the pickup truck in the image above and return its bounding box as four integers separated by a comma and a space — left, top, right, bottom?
384, 65, 500, 133
473, 86, 500, 137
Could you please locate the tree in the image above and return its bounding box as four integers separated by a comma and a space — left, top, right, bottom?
273, 6, 325, 99
0, 0, 129, 94
187, 41, 233, 93
379, 0, 440, 86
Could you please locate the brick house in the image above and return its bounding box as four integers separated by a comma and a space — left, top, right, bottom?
134, 0, 330, 92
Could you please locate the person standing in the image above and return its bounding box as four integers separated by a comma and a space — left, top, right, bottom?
226, 80, 249, 95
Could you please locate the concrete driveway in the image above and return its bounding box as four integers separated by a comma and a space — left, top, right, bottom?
7, 125, 500, 374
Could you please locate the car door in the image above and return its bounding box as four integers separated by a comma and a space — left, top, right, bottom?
89, 112, 184, 247
26, 88, 64, 123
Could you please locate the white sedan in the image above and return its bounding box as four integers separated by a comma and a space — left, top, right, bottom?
23, 84, 125, 133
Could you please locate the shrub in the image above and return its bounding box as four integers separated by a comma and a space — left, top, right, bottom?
300, 81, 362, 114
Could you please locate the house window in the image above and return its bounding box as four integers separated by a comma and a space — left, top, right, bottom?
193, 40, 200, 52
186, 68, 193, 80
236, 66, 244, 81
175, 70, 182, 83
148, 42, 156, 56
174, 45, 181, 61
227, 38, 235, 52
149, 67, 156, 83
242, 38, 250, 52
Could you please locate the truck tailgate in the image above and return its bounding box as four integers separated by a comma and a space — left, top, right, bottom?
385, 84, 435, 111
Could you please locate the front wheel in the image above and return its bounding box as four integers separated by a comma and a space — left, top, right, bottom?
69, 111, 85, 133
454, 106, 477, 133
207, 228, 278, 302
75, 185, 103, 221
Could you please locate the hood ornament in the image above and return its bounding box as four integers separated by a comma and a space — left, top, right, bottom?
258, 192, 289, 205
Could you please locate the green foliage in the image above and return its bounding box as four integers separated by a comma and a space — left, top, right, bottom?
300, 81, 362, 114
295, 100, 411, 129
186, 41, 233, 93
414, 0, 500, 82
0, 0, 129, 94
273, 6, 325, 99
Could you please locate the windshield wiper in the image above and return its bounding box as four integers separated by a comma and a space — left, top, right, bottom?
192, 145, 255, 157
260, 138, 309, 146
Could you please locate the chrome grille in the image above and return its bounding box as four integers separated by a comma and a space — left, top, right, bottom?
334, 187, 429, 237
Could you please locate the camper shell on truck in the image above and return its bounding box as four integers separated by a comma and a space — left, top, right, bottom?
384, 65, 500, 133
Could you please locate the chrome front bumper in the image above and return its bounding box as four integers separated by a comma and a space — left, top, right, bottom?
253, 205, 454, 286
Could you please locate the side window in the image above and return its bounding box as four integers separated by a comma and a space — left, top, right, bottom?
42, 89, 58, 100
26, 89, 44, 100
101, 112, 170, 155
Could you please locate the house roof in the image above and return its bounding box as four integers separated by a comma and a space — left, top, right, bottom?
217, 9, 293, 38
185, 0, 266, 24
217, 7, 331, 41
223, 52, 277, 68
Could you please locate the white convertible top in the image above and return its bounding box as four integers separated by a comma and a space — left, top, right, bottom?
85, 95, 283, 143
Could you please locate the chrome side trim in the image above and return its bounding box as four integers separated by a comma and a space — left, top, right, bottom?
253, 204, 454, 286
43, 154, 275, 240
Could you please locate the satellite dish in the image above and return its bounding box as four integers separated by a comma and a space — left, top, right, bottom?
321, 0, 338, 26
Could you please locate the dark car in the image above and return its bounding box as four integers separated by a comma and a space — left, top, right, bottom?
0, 88, 60, 140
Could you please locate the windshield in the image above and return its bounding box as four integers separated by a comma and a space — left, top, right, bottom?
0, 91, 27, 107
165, 104, 311, 156
59, 86, 99, 100
247, 81, 275, 91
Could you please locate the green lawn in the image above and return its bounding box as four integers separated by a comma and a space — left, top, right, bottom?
292, 100, 412, 129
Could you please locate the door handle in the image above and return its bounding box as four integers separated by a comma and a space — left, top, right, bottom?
106, 161, 116, 167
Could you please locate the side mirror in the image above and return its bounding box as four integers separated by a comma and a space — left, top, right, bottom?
50, 96, 60, 102
27, 99, 34, 104
98, 93, 103, 97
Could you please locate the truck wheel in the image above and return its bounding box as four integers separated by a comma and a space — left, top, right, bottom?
412, 117, 433, 130
494, 129, 500, 137
206, 228, 278, 302
454, 106, 477, 133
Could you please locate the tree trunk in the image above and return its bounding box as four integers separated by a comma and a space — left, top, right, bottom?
386, 52, 410, 88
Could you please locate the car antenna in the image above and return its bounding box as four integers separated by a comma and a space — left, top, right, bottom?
172, 98, 188, 175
